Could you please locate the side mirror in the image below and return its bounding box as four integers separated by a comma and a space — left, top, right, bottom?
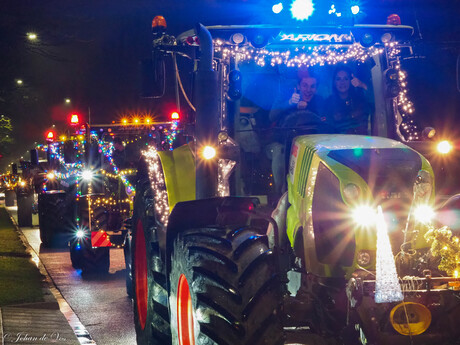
64, 140, 77, 164
140, 52, 165, 98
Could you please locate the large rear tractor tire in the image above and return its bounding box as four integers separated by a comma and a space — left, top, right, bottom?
17, 193, 33, 227
132, 179, 171, 345
38, 192, 69, 247
169, 226, 284, 345
5, 190, 15, 207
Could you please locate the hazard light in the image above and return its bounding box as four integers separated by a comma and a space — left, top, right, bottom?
46, 130, 56, 142
70, 113, 80, 126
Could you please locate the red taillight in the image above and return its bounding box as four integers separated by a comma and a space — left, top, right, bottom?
171, 111, 180, 120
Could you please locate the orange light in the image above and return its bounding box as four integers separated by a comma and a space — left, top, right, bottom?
70, 113, 80, 125
387, 14, 401, 25
171, 111, 180, 120
144, 117, 152, 124
133, 117, 140, 125
122, 118, 128, 125
152, 15, 167, 29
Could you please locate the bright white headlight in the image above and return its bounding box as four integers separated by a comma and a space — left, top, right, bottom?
413, 205, 435, 224
76, 230, 85, 238
352, 205, 376, 227
81, 170, 93, 181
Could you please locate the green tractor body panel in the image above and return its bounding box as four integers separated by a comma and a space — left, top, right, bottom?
157, 144, 196, 212
286, 134, 435, 279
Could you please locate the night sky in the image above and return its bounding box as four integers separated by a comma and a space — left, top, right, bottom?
1, 0, 459, 171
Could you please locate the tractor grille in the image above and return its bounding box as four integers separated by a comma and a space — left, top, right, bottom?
297, 146, 317, 197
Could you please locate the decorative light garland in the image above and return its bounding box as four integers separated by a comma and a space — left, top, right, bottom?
218, 159, 236, 197
375, 206, 404, 303
215, 40, 384, 67
143, 146, 170, 225
425, 225, 460, 277
97, 140, 135, 198
387, 43, 419, 141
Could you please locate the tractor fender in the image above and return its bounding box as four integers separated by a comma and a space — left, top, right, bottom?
165, 196, 259, 276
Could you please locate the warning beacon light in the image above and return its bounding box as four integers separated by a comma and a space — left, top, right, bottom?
46, 130, 56, 142
70, 113, 80, 126
152, 15, 167, 29
171, 111, 180, 121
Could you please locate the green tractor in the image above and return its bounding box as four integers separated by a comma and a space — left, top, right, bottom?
130, 17, 460, 345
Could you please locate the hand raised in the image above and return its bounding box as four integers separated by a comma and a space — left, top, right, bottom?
288, 88, 301, 105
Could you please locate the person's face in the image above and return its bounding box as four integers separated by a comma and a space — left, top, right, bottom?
114, 142, 124, 151
334, 70, 351, 94
298, 77, 317, 102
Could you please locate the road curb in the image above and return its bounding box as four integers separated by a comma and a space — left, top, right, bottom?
0, 308, 4, 345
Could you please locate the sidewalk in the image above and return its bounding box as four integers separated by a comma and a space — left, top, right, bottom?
0, 206, 84, 345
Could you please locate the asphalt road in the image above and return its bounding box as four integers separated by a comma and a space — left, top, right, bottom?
7, 206, 136, 345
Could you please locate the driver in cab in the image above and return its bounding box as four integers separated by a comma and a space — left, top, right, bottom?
269, 71, 327, 127
267, 70, 327, 196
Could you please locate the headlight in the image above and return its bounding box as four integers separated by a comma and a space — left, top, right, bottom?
413, 204, 435, 224
19, 181, 26, 187
352, 205, 376, 227
202, 146, 217, 160
76, 230, 86, 238
46, 172, 55, 180
437, 140, 453, 154
81, 170, 93, 181
343, 183, 360, 203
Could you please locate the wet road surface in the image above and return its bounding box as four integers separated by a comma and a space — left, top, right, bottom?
7, 206, 136, 345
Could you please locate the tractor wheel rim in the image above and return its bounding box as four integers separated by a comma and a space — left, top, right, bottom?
177, 274, 195, 345
135, 219, 148, 330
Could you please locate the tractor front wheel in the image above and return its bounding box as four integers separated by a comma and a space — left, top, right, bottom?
169, 225, 284, 345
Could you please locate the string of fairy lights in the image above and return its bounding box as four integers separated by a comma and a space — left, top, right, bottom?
215, 40, 384, 67
143, 146, 170, 225
387, 43, 418, 140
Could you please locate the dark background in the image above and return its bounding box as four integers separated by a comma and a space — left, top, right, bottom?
1, 0, 459, 170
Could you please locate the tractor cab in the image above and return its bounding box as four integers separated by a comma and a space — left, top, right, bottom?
155, 22, 419, 204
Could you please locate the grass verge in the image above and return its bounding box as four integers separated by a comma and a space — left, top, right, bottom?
0, 206, 44, 306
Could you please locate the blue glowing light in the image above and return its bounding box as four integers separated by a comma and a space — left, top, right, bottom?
351, 5, 360, 15
272, 2, 283, 14
290, 0, 314, 21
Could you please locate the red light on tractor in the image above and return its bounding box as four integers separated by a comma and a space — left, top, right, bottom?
171, 111, 180, 120
70, 113, 80, 126
46, 130, 56, 142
